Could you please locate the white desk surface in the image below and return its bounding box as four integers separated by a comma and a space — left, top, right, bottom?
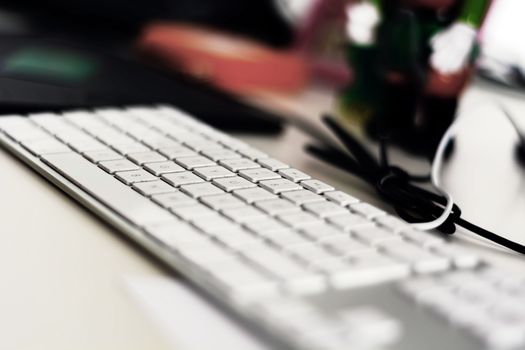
1, 80, 525, 349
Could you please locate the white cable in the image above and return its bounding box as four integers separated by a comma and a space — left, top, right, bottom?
499, 104, 525, 143
411, 118, 461, 230
411, 103, 524, 231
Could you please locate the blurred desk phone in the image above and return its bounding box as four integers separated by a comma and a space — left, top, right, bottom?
0, 36, 282, 133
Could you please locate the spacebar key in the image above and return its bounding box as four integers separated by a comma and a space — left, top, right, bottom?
41, 153, 175, 226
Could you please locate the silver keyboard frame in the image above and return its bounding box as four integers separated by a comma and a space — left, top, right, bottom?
2, 111, 515, 350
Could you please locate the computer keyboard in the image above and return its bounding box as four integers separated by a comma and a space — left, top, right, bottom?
0, 106, 524, 350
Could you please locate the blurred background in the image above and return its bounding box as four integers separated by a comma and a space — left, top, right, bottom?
0, 0, 523, 152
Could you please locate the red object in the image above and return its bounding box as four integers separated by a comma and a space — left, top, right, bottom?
138, 23, 309, 94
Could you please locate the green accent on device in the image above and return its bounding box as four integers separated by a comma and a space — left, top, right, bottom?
459, 0, 490, 28
4, 48, 98, 82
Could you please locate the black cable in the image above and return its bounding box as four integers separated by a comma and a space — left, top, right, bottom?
306, 115, 525, 256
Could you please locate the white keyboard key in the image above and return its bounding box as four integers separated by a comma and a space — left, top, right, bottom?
399, 277, 444, 297
454, 284, 499, 308
399, 229, 445, 248
300, 224, 347, 241
21, 138, 71, 156
257, 157, 289, 171
0, 115, 34, 128
133, 180, 177, 196
323, 191, 360, 206
41, 152, 174, 226
127, 151, 167, 165
280, 190, 325, 205
215, 134, 250, 151
170, 203, 215, 221
212, 176, 256, 192
244, 217, 290, 234
438, 271, 484, 288
233, 187, 277, 203
303, 201, 349, 218
40, 126, 81, 139
190, 213, 237, 232
313, 257, 352, 274
194, 165, 234, 180
152, 191, 196, 208
184, 138, 223, 151
90, 125, 133, 141
494, 276, 525, 296
161, 171, 204, 187
413, 285, 466, 310
99, 159, 140, 173
219, 158, 260, 171
254, 198, 301, 216
242, 248, 325, 294
201, 148, 241, 161
263, 230, 312, 248
0, 117, 44, 137
97, 109, 140, 125
66, 138, 106, 153
350, 202, 386, 219
64, 112, 105, 128
145, 221, 210, 247
208, 227, 261, 249
111, 142, 150, 155
84, 149, 122, 163
259, 178, 302, 194
176, 155, 216, 169
222, 206, 267, 223
5, 126, 51, 142
329, 252, 410, 289
327, 213, 375, 231
36, 112, 66, 124
380, 241, 450, 274
200, 193, 246, 210
374, 215, 410, 233
206, 261, 278, 300
321, 236, 375, 256
123, 126, 160, 141
217, 138, 250, 151
142, 135, 181, 149
99, 133, 138, 147
277, 211, 323, 229
115, 169, 158, 185
180, 182, 224, 198
278, 168, 310, 182
238, 168, 281, 182
159, 145, 197, 159
300, 179, 334, 194
54, 130, 91, 144
238, 147, 268, 160
143, 161, 185, 176
432, 245, 480, 269
286, 244, 335, 265
352, 226, 402, 246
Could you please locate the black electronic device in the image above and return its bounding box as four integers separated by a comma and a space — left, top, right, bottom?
0, 36, 283, 133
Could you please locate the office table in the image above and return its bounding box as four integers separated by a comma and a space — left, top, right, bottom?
1, 79, 524, 349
